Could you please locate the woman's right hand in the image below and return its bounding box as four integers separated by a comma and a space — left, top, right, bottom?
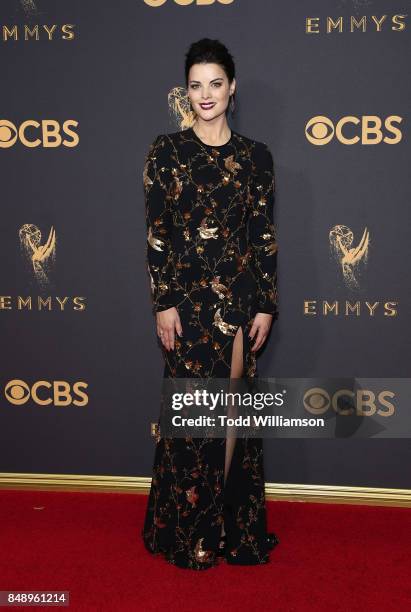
156, 307, 182, 351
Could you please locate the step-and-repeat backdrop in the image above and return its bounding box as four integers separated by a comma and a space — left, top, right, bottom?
1, 0, 410, 488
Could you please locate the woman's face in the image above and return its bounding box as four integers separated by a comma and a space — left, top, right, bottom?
187, 62, 235, 122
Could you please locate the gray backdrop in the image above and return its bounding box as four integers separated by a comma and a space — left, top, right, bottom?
1, 0, 410, 488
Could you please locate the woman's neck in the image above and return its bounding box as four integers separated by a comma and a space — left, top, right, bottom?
192, 119, 231, 146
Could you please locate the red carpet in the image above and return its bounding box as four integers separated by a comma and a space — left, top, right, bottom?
0, 489, 410, 611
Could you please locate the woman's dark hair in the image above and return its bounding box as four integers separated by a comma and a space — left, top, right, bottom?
185, 38, 236, 112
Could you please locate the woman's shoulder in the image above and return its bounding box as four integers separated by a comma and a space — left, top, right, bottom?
149, 129, 273, 161
153, 129, 188, 143
233, 132, 273, 170
233, 130, 273, 157
145, 132, 176, 166
147, 132, 174, 147
147, 130, 190, 155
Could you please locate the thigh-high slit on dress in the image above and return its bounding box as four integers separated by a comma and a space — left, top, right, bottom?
141, 127, 279, 570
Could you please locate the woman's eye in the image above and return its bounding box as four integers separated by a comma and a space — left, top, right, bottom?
190, 83, 222, 89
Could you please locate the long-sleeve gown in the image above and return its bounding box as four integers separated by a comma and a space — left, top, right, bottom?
141, 126, 279, 570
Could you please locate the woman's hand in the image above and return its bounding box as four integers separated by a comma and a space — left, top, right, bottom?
248, 313, 273, 352
156, 307, 182, 351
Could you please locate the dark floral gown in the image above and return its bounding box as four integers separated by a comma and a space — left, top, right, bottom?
141, 126, 279, 570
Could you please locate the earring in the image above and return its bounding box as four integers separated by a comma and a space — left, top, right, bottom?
188, 99, 197, 122
229, 94, 235, 114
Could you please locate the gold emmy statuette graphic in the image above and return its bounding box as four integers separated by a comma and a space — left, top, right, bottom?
19, 223, 56, 287
20, 0, 37, 15
168, 86, 196, 130
329, 224, 370, 290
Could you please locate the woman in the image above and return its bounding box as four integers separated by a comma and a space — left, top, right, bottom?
142, 38, 279, 570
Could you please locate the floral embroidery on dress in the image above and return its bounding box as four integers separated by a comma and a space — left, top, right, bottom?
141, 127, 279, 569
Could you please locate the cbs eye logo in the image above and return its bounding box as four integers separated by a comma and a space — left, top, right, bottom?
303, 387, 395, 417
144, 0, 233, 6
0, 119, 79, 148
305, 115, 402, 145
5, 379, 88, 406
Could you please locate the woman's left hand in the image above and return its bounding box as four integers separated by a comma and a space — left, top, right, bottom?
248, 313, 273, 352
